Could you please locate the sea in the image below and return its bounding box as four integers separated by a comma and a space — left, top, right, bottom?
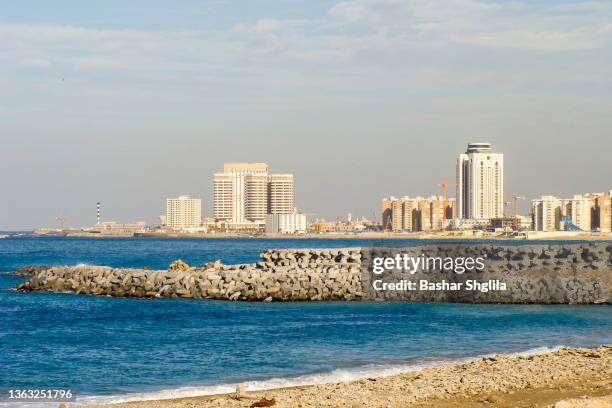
1, 236, 611, 406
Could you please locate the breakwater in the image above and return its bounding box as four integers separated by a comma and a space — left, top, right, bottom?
16, 243, 612, 303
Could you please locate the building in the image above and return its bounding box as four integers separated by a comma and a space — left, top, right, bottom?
87, 221, 147, 235
531, 193, 612, 232
532, 195, 562, 231
381, 196, 456, 232
490, 215, 531, 231
448, 218, 490, 230
268, 174, 294, 214
213, 163, 295, 229
166, 196, 202, 230
456, 142, 504, 220
381, 198, 393, 230
266, 213, 306, 234
562, 195, 593, 231
593, 191, 612, 232
391, 198, 404, 231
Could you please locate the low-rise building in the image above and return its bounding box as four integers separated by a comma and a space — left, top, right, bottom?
87, 221, 147, 234
447, 218, 490, 230
266, 213, 307, 234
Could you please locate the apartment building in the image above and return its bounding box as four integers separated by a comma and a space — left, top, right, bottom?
532, 195, 562, 231
381, 196, 456, 232
562, 195, 593, 231
531, 192, 612, 232
593, 191, 612, 232
166, 196, 202, 230
268, 174, 294, 214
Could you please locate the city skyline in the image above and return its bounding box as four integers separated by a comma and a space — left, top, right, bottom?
1, 1, 612, 230
5, 143, 611, 231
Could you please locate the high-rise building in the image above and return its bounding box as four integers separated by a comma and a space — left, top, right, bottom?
391, 198, 404, 231
166, 196, 202, 230
212, 173, 233, 221
381, 198, 393, 230
562, 195, 594, 231
268, 174, 294, 214
532, 195, 562, 231
456, 142, 504, 220
402, 198, 419, 231
593, 191, 612, 232
213, 163, 295, 227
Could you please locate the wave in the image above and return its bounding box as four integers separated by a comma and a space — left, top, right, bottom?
73, 344, 567, 406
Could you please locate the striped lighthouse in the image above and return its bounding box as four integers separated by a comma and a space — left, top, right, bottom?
97, 202, 101, 225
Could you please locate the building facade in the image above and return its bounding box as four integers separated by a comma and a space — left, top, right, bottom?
531, 192, 612, 232
381, 196, 456, 232
381, 198, 393, 230
213, 163, 295, 228
532, 195, 562, 231
166, 196, 202, 230
562, 195, 593, 231
593, 191, 612, 232
456, 142, 504, 220
265, 213, 306, 234
268, 174, 294, 214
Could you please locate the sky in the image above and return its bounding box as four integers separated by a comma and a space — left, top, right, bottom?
1, 0, 611, 230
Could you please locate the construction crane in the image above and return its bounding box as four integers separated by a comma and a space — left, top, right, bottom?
438, 178, 455, 228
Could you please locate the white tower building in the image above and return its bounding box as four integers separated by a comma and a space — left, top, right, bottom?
456, 142, 504, 220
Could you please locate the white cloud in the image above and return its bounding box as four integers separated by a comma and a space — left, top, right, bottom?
0, 0, 610, 105
0, 0, 610, 81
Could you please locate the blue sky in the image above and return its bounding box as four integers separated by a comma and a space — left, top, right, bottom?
1, 0, 611, 229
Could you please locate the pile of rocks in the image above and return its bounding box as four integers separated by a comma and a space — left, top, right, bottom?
14, 243, 612, 303
16, 248, 363, 301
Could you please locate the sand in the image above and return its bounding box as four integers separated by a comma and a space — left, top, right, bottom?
74, 344, 612, 408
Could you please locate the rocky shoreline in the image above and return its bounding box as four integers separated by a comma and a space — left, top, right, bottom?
75, 345, 612, 408
15, 243, 612, 303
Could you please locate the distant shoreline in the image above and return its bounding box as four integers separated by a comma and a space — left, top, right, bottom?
25, 231, 612, 240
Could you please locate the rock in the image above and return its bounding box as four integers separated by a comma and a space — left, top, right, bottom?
13, 265, 52, 275
169, 259, 190, 271
250, 397, 276, 407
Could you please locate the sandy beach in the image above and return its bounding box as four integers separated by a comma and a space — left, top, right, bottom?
77, 345, 612, 408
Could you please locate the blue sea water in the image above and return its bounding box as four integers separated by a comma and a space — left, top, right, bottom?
1, 237, 611, 406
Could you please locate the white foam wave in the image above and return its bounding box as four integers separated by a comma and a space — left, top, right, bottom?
72, 344, 570, 406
